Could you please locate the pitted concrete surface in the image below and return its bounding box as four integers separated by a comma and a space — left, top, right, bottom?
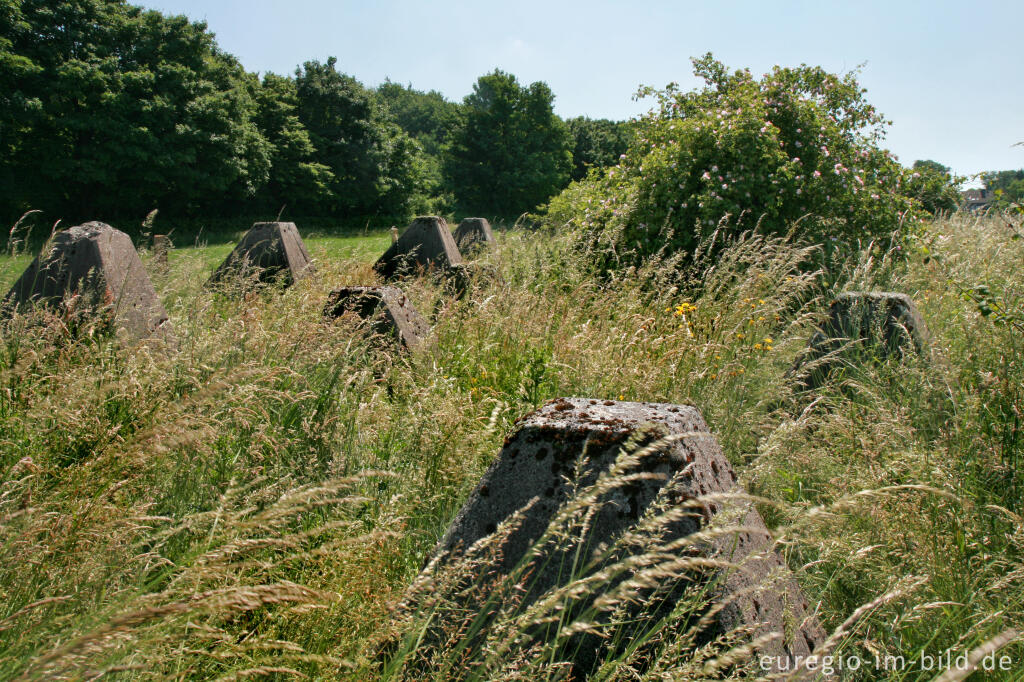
323, 285, 430, 350
428, 397, 829, 676
208, 221, 313, 287
5, 221, 172, 340
794, 291, 929, 389
453, 217, 495, 253
374, 216, 462, 280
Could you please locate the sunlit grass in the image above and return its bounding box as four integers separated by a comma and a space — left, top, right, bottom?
1, 213, 1022, 679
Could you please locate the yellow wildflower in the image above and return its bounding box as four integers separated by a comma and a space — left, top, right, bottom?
674, 302, 697, 316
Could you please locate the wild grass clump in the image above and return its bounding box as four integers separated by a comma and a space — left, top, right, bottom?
0, 211, 1022, 678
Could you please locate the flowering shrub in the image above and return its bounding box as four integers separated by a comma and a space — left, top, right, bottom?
545, 54, 925, 272
904, 160, 961, 215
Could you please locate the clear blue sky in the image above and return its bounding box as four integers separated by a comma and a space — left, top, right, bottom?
143, 0, 1022, 181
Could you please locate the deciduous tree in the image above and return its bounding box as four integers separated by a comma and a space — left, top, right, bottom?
254, 73, 333, 214
444, 70, 571, 215
295, 57, 428, 216
566, 116, 634, 181
1, 0, 271, 221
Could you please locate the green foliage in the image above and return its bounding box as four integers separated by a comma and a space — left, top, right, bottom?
254, 73, 334, 214
2, 1, 592, 223
0, 2, 443, 224
376, 80, 461, 212
444, 69, 572, 216
294, 57, 431, 217
906, 159, 961, 214
912, 159, 949, 174
566, 116, 634, 181
983, 169, 1024, 208
376, 80, 460, 158
547, 54, 924, 273
0, 0, 38, 207
1, 0, 272, 222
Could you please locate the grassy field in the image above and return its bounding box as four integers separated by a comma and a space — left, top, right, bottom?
1, 227, 394, 292
1, 214, 1023, 680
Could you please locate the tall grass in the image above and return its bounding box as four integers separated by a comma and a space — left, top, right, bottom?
0, 212, 1022, 679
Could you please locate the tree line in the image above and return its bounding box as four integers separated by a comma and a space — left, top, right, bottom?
981, 169, 1024, 207
0, 0, 632, 228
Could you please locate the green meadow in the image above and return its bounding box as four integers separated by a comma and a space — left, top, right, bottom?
1, 212, 1022, 679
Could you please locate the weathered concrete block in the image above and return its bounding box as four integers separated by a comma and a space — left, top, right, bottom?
3, 221, 172, 340
373, 216, 462, 280
207, 222, 313, 287
794, 291, 929, 388
323, 285, 430, 350
452, 217, 495, 253
422, 398, 827, 674
440, 262, 503, 299
152, 234, 171, 267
